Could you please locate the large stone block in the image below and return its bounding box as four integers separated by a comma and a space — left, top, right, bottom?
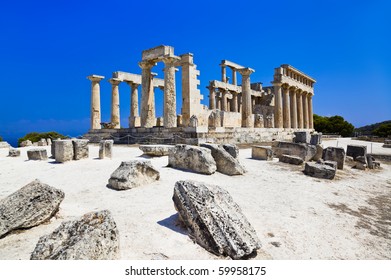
139, 144, 174, 157
279, 154, 304, 165
99, 140, 114, 159
252, 145, 273, 161
313, 144, 323, 161
208, 110, 221, 127
142, 45, 174, 60
27, 149, 48, 160
20, 140, 32, 147
55, 140, 74, 163
222, 144, 239, 158
72, 139, 89, 160
272, 141, 316, 161
304, 162, 336, 180
51, 138, 61, 158
168, 145, 216, 175
108, 160, 160, 190
30, 210, 119, 260
346, 145, 367, 160
322, 147, 345, 170
310, 133, 322, 145
8, 148, 20, 157
37, 138, 47, 146
294, 131, 310, 144
173, 180, 261, 259
0, 179, 65, 238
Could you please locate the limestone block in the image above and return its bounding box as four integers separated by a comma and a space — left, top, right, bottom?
310, 133, 322, 145
293, 131, 310, 144
252, 146, 273, 161
72, 139, 89, 160
0, 141, 10, 149
208, 110, 221, 127
173, 180, 261, 259
201, 143, 246, 176
272, 141, 316, 161
27, 149, 48, 160
324, 160, 337, 170
313, 144, 323, 161
30, 210, 119, 260
8, 148, 20, 157
55, 140, 74, 163
0, 179, 65, 238
322, 147, 345, 170
107, 160, 160, 190
222, 144, 239, 158
366, 155, 380, 169
168, 145, 217, 175
189, 115, 198, 127
139, 145, 174, 157
254, 114, 264, 128
99, 140, 114, 159
20, 140, 32, 147
37, 138, 47, 146
279, 154, 303, 165
304, 162, 336, 179
346, 145, 367, 160
142, 45, 174, 60
50, 139, 61, 158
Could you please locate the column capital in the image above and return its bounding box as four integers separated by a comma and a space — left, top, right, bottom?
162, 55, 180, 66
272, 81, 282, 87
138, 60, 156, 70
87, 75, 105, 82
238, 67, 255, 76
108, 78, 122, 85
125, 81, 140, 88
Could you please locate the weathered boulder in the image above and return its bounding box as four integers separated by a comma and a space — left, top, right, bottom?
294, 131, 310, 144
173, 180, 261, 259
37, 139, 47, 146
313, 144, 323, 161
201, 143, 246, 175
139, 144, 174, 157
99, 140, 114, 159
346, 145, 367, 160
279, 154, 303, 165
272, 141, 316, 161
55, 140, 74, 163
30, 210, 120, 260
27, 149, 48, 160
252, 145, 273, 160
366, 155, 380, 169
72, 139, 89, 160
310, 133, 322, 145
0, 179, 65, 238
108, 160, 160, 190
208, 110, 221, 127
222, 144, 239, 159
304, 162, 336, 179
168, 145, 216, 175
254, 114, 264, 128
51, 138, 61, 158
20, 140, 33, 147
8, 148, 21, 157
322, 146, 345, 170
0, 141, 11, 149
324, 160, 338, 170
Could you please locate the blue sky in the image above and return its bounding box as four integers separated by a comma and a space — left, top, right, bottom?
0, 0, 390, 144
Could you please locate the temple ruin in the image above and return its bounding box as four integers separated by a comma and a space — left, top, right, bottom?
84, 45, 316, 144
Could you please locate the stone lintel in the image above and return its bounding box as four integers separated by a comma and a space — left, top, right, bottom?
87, 75, 105, 81
280, 64, 316, 83
220, 60, 245, 70
211, 80, 264, 97
142, 45, 175, 61
113, 71, 164, 87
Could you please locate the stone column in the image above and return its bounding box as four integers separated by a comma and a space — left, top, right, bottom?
290, 88, 298, 128
296, 89, 303, 128
232, 69, 237, 85
221, 65, 227, 83
221, 89, 228, 111
162, 56, 180, 128
308, 93, 314, 129
87, 75, 104, 130
109, 78, 121, 128
208, 86, 216, 109
282, 86, 291, 129
273, 82, 283, 128
139, 61, 156, 128
238, 68, 254, 127
126, 82, 140, 127
215, 91, 221, 110
303, 92, 309, 129
231, 92, 238, 112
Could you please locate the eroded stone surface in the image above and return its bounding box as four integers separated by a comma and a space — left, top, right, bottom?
252, 145, 273, 161
173, 180, 261, 259
8, 148, 20, 157
322, 147, 345, 170
222, 144, 239, 159
20, 140, 33, 147
27, 149, 48, 160
55, 140, 74, 163
139, 144, 174, 157
30, 210, 120, 260
294, 131, 310, 144
0, 179, 64, 238
346, 145, 367, 160
304, 162, 336, 179
72, 139, 89, 160
99, 140, 114, 159
279, 154, 303, 165
272, 141, 316, 161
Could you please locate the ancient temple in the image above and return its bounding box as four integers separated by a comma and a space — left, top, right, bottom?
84, 45, 316, 144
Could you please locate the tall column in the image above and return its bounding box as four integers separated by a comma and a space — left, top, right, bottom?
238, 93, 242, 113
221, 89, 228, 111
126, 82, 140, 127
231, 92, 238, 112
221, 65, 227, 82
282, 85, 291, 129
290, 88, 298, 128
162, 56, 180, 128
232, 69, 237, 85
109, 78, 121, 128
296, 89, 303, 128
303, 92, 309, 129
215, 91, 221, 110
308, 93, 314, 129
87, 75, 104, 130
139, 61, 156, 128
273, 82, 283, 128
238, 68, 254, 127
208, 86, 216, 109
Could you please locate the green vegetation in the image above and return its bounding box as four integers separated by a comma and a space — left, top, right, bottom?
0, 135, 3, 142
313, 114, 354, 137
18, 131, 67, 146
355, 120, 391, 136
372, 123, 391, 138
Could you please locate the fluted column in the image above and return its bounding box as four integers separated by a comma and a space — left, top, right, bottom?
290, 88, 298, 128
303, 92, 309, 128
139, 61, 156, 128
273, 82, 283, 128
232, 69, 237, 85
208, 86, 216, 109
162, 56, 180, 128
238, 68, 254, 127
109, 78, 121, 128
296, 89, 303, 128
282, 85, 291, 128
126, 82, 140, 127
231, 92, 238, 112
308, 93, 314, 129
216, 91, 221, 110
221, 89, 228, 111
87, 75, 104, 130
221, 65, 227, 82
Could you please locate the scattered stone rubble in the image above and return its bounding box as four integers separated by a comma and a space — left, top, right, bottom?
279, 154, 304, 165
99, 140, 113, 159
304, 162, 336, 179
139, 144, 174, 157
8, 148, 20, 157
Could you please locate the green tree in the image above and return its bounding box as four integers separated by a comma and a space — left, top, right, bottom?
0, 135, 3, 142
18, 131, 68, 146
373, 123, 391, 138
313, 114, 354, 137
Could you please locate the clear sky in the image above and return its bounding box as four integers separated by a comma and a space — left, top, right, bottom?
0, 0, 390, 144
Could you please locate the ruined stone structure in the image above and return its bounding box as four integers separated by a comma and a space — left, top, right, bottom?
84, 45, 316, 144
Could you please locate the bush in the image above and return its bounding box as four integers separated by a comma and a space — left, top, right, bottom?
18, 131, 68, 146
0, 135, 3, 142
373, 123, 391, 138
314, 114, 354, 137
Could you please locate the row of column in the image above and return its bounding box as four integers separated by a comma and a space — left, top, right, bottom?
209, 88, 240, 113
221, 65, 237, 85
273, 83, 314, 129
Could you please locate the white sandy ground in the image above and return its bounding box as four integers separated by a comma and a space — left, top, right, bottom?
0, 139, 390, 260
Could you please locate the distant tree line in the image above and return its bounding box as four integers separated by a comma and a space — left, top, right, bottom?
313, 114, 354, 137
0, 135, 3, 142
355, 120, 391, 138
18, 131, 67, 146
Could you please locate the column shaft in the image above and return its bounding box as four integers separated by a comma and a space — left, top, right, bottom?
130, 83, 139, 117
139, 61, 156, 128
209, 86, 216, 109
303, 92, 309, 128
238, 68, 254, 127
221, 65, 226, 83
290, 89, 298, 128
88, 75, 104, 130
231, 92, 238, 112
297, 91, 303, 128
232, 69, 237, 85
274, 83, 283, 128
163, 57, 179, 128
283, 86, 291, 128
308, 93, 314, 129
109, 78, 121, 128
221, 90, 228, 111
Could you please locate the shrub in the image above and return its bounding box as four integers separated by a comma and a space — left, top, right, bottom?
18, 131, 67, 146
313, 114, 354, 137
373, 123, 391, 138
